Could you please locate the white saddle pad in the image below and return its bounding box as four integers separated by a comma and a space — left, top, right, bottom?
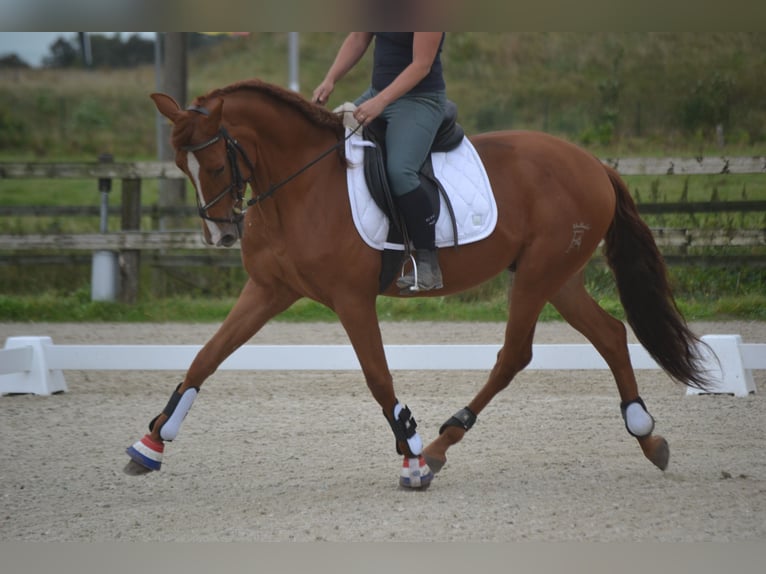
344, 129, 497, 251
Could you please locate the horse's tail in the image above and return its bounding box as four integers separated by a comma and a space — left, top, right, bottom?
602, 166, 711, 390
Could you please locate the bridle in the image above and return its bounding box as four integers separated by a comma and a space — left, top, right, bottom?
181, 104, 361, 224
181, 106, 254, 225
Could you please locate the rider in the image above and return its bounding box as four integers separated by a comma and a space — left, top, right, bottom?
313, 32, 447, 292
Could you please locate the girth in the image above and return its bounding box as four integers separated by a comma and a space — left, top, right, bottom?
361, 100, 465, 292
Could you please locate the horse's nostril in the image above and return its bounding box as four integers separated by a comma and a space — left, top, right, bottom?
219, 234, 237, 247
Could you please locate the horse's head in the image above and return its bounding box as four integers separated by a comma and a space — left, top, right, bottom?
152, 92, 253, 247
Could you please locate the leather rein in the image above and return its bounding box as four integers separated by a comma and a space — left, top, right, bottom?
182, 104, 360, 224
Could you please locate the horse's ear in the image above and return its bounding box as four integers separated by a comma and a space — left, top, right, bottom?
151, 93, 183, 124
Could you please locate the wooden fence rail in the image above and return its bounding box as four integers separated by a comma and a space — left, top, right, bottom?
3, 200, 766, 219
1, 156, 764, 180
1, 228, 763, 252
2, 158, 765, 302
0, 161, 185, 180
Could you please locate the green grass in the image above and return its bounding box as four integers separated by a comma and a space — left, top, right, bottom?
625, 174, 766, 231
1, 294, 763, 324
0, 292, 592, 324
1, 263, 764, 323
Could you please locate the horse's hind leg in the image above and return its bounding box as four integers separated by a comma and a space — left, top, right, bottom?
548, 270, 669, 470
423, 269, 549, 473
125, 279, 300, 473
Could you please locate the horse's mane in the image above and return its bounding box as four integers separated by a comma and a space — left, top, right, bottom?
195, 78, 345, 137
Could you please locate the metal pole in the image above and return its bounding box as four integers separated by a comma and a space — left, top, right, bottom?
92, 153, 117, 301
154, 33, 164, 159
288, 32, 299, 92
98, 153, 113, 233
159, 33, 188, 232
79, 32, 92, 68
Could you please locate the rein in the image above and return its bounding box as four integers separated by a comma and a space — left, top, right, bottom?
246, 122, 361, 207
182, 104, 361, 222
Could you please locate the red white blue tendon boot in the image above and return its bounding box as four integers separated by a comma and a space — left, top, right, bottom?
400, 455, 434, 490
387, 401, 433, 489
126, 434, 164, 471
125, 384, 198, 473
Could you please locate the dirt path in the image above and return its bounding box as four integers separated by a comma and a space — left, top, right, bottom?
1, 321, 764, 541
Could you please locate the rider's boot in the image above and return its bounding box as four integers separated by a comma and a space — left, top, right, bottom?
394, 186, 443, 293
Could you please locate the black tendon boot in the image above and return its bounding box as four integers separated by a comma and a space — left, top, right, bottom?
395, 187, 443, 292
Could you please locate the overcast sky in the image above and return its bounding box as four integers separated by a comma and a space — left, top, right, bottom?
0, 32, 154, 66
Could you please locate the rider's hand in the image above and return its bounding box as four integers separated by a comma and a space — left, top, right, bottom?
312, 79, 334, 105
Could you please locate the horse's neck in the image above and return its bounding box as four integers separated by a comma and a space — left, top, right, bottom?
218, 90, 345, 236
237, 92, 334, 161
232, 94, 344, 208
254, 126, 334, 203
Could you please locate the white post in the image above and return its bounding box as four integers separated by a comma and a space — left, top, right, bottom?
687, 334, 756, 397
91, 250, 119, 301
0, 337, 67, 396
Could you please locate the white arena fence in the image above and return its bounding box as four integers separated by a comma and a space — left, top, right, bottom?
0, 334, 762, 398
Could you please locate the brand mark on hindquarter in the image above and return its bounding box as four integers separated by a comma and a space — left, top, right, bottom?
565, 222, 591, 253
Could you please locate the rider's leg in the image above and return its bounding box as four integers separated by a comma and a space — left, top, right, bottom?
382, 91, 446, 292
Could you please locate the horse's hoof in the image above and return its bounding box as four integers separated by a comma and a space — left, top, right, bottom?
399, 455, 434, 490
123, 459, 154, 475
125, 434, 164, 472
640, 434, 670, 471
423, 452, 446, 474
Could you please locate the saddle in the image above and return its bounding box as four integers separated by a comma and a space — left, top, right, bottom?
360, 100, 465, 291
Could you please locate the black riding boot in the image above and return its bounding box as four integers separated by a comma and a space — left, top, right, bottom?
394, 187, 443, 292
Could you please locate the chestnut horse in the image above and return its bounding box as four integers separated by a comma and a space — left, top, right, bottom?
126, 78, 709, 488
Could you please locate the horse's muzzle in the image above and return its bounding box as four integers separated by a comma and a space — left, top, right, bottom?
218, 233, 238, 248
201, 220, 241, 247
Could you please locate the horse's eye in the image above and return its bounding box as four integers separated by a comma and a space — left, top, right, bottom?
211, 166, 225, 178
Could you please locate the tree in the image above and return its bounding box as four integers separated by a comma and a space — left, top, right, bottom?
89, 33, 154, 68
680, 72, 735, 145
0, 54, 30, 69
41, 33, 155, 69
42, 36, 80, 68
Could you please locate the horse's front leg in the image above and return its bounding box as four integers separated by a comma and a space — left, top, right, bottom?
125, 279, 299, 474
335, 299, 434, 490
